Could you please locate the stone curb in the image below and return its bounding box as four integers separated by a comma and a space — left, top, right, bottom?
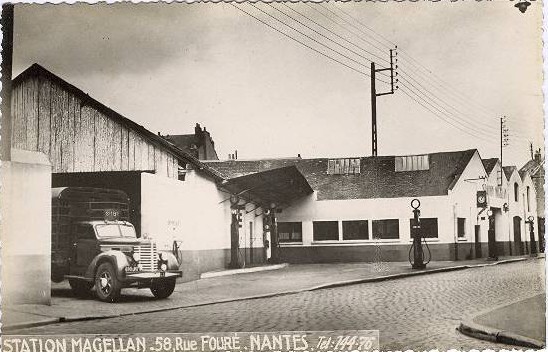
458, 320, 545, 349
1, 256, 533, 332
200, 263, 289, 279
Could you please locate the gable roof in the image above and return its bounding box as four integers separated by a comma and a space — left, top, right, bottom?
503, 166, 518, 181
482, 158, 499, 175
13, 63, 223, 181
205, 149, 477, 201
520, 159, 544, 178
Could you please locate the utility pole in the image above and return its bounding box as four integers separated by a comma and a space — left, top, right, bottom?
371, 47, 398, 156
500, 116, 509, 185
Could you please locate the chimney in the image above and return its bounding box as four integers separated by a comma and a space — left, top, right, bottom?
534, 149, 542, 163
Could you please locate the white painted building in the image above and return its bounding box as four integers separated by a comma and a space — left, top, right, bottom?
207, 149, 541, 263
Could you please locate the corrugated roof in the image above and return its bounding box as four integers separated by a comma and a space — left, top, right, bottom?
520, 159, 544, 177
482, 158, 499, 175
205, 149, 478, 200
13, 63, 223, 182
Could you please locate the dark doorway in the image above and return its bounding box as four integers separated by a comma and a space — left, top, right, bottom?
513, 216, 523, 255
475, 225, 482, 258
52, 171, 143, 235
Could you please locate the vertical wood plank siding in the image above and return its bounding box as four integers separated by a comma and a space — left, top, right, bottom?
11, 75, 178, 178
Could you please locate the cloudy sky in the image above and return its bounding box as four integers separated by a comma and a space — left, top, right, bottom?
12, 1, 543, 167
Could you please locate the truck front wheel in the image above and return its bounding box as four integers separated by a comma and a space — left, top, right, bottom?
95, 262, 121, 302
69, 279, 93, 298
150, 278, 176, 299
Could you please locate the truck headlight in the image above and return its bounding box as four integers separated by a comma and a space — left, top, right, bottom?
132, 252, 141, 262
160, 263, 168, 271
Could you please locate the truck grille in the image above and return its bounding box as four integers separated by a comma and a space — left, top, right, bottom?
135, 242, 158, 272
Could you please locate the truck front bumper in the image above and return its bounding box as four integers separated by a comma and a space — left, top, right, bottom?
125, 271, 182, 280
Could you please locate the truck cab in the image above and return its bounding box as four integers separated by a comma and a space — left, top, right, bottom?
51, 187, 181, 302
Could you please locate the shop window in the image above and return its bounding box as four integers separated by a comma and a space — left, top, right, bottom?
457, 218, 466, 238
313, 221, 339, 241
278, 222, 302, 243
343, 220, 369, 240
372, 219, 399, 239
409, 218, 438, 238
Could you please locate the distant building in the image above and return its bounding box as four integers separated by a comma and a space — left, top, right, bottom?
164, 123, 219, 160
520, 149, 545, 251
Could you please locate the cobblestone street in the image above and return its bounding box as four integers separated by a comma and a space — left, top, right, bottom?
10, 260, 545, 351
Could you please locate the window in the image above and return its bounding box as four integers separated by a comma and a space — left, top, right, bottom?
409, 218, 438, 238
527, 186, 530, 211
372, 219, 399, 239
514, 183, 519, 202
343, 220, 369, 240
395, 154, 429, 172
457, 218, 466, 238
313, 221, 339, 241
277, 222, 302, 243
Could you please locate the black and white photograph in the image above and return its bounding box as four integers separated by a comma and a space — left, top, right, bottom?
0, 1, 545, 350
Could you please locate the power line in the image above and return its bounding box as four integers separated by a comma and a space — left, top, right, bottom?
278, 3, 392, 78
304, 3, 391, 65
268, 3, 391, 79
248, 3, 390, 84
399, 86, 498, 143
397, 73, 500, 137
322, 3, 501, 120
318, 3, 394, 53
230, 3, 374, 79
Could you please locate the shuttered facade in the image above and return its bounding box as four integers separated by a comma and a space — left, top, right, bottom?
11, 67, 179, 178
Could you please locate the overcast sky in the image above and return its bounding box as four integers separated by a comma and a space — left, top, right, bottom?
12, 1, 543, 167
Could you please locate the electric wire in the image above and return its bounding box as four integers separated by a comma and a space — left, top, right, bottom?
320, 2, 501, 120
397, 74, 500, 137
278, 2, 392, 78
399, 85, 499, 143
317, 3, 394, 53
248, 3, 390, 83
267, 3, 391, 78
235, 2, 533, 145
230, 3, 374, 79
304, 3, 392, 65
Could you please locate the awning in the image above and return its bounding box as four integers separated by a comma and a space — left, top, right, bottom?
220, 166, 313, 207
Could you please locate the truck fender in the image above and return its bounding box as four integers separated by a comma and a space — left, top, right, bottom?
159, 251, 180, 270
85, 250, 130, 281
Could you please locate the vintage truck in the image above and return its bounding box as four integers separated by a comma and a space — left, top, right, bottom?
51, 187, 182, 302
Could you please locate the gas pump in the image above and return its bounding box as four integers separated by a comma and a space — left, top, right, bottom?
526, 216, 537, 256
409, 199, 431, 269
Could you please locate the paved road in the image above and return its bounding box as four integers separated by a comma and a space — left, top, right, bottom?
10, 260, 545, 351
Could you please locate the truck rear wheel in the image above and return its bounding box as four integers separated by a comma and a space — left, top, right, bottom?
95, 262, 121, 302
150, 278, 176, 299
69, 279, 93, 298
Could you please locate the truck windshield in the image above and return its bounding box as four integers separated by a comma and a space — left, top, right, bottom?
96, 224, 137, 239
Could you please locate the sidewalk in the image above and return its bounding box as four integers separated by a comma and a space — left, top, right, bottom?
459, 293, 546, 349
3, 254, 540, 331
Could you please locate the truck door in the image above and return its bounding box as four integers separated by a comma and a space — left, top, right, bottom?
70, 224, 98, 275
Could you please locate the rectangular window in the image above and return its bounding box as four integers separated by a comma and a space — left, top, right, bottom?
457, 218, 466, 238
313, 221, 339, 241
372, 219, 399, 239
277, 222, 302, 243
342, 220, 369, 240
409, 218, 438, 238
